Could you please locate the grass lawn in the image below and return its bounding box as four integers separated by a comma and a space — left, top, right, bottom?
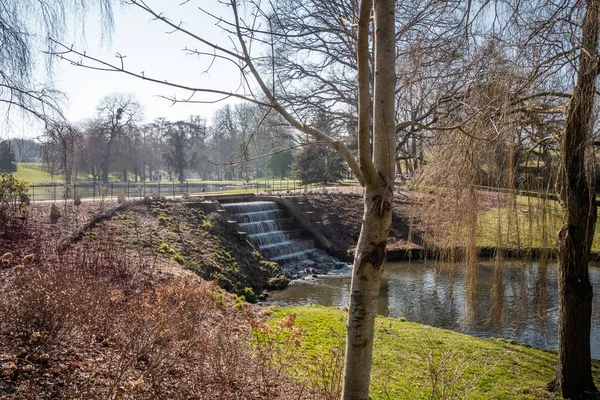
267, 306, 600, 400
477, 195, 600, 252
13, 163, 60, 182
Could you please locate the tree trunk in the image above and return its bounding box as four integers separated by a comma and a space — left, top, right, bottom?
342, 0, 396, 398
551, 0, 600, 398
101, 157, 110, 183
342, 185, 393, 399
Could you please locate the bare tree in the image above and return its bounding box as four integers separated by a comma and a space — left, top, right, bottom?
41, 121, 81, 186
140, 117, 169, 181
94, 93, 143, 182
77, 119, 105, 181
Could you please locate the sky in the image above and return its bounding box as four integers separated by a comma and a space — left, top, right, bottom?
11, 1, 247, 138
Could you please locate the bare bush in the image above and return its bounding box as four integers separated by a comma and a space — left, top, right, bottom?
422, 343, 495, 400
0, 245, 322, 399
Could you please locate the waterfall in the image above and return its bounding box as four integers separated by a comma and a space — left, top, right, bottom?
222, 201, 321, 263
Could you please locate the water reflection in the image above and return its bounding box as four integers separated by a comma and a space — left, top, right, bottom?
488, 260, 505, 329
265, 261, 600, 359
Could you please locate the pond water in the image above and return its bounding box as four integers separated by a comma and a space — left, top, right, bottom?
264, 261, 600, 359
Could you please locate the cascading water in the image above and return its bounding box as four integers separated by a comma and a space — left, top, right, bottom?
222, 201, 339, 267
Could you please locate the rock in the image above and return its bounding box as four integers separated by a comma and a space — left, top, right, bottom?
23, 254, 34, 266
50, 204, 61, 224
1, 252, 12, 267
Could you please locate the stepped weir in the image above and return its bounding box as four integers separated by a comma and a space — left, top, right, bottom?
221, 201, 343, 270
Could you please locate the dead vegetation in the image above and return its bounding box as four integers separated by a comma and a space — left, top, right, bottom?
0, 221, 322, 399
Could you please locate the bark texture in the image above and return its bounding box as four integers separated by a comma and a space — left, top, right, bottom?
552, 0, 600, 398
341, 0, 396, 398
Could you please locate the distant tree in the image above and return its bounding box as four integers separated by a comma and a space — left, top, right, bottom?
8, 138, 39, 162
141, 118, 169, 181
77, 120, 105, 181
94, 94, 143, 182
41, 122, 81, 185
0, 140, 16, 173
267, 149, 293, 179
293, 145, 345, 185
188, 115, 210, 179
162, 120, 202, 182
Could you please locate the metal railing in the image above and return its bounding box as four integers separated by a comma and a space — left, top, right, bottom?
25, 179, 364, 202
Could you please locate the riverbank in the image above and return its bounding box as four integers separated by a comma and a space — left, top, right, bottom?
265, 261, 600, 359
268, 306, 600, 399
284, 190, 600, 262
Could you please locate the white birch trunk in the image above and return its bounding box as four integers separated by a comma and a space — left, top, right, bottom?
341, 0, 396, 398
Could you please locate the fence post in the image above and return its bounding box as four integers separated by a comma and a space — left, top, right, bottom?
111, 182, 114, 199
53, 182, 57, 202
127, 181, 130, 198
256, 181, 258, 194
172, 181, 175, 198
158, 182, 161, 197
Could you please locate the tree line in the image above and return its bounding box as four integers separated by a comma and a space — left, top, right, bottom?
39, 94, 347, 184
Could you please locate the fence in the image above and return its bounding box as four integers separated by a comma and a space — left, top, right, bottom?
25, 179, 364, 203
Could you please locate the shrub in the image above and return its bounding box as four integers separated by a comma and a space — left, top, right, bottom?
172, 252, 185, 264
0, 174, 29, 231
159, 242, 174, 254
242, 286, 256, 303
201, 220, 212, 229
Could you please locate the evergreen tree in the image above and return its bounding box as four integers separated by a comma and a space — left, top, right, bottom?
0, 140, 17, 173
267, 149, 293, 178
292, 145, 346, 185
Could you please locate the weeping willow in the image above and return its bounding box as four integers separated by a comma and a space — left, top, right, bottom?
412, 76, 562, 327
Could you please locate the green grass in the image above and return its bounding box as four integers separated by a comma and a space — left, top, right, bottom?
12, 163, 60, 182
11, 164, 362, 188
268, 306, 600, 399
12, 163, 120, 183
477, 196, 600, 252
